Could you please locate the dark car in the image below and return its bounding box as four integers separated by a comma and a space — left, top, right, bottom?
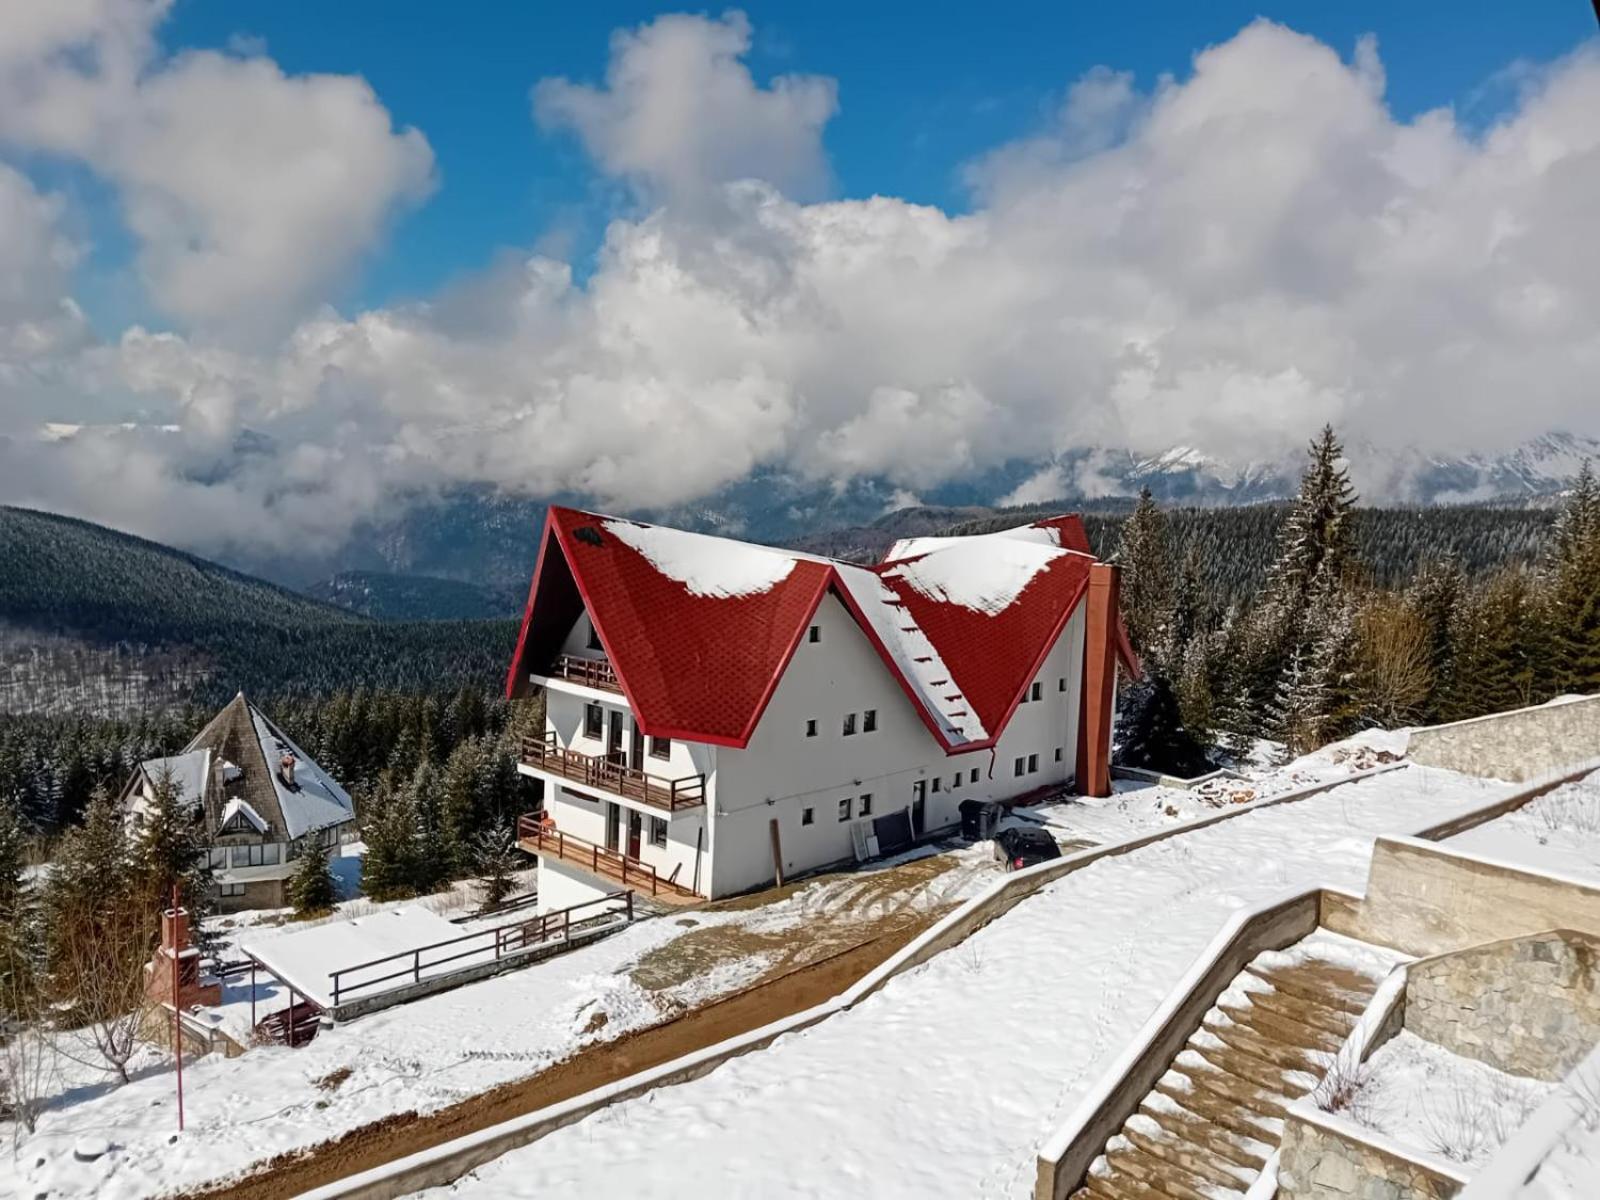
993, 825, 1062, 871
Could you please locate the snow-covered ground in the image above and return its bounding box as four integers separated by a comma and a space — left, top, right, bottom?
1338, 1031, 1555, 1169
1448, 767, 1600, 883
0, 843, 999, 1198
428, 759, 1504, 1200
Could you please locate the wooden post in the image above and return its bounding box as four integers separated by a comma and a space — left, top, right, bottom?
170, 885, 184, 1133
769, 818, 784, 888
249, 959, 257, 1029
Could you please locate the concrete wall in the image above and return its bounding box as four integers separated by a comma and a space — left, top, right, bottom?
1278, 1111, 1466, 1200
1333, 836, 1600, 957
536, 857, 617, 916
1405, 930, 1600, 1082
1407, 695, 1600, 782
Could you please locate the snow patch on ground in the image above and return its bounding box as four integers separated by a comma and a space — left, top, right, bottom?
603, 519, 797, 598
1448, 768, 1600, 883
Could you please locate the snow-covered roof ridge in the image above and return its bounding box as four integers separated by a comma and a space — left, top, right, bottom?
885, 536, 1064, 616
602, 516, 799, 599
882, 513, 1095, 564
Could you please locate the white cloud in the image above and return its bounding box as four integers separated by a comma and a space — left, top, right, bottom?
0, 0, 434, 340
533, 11, 837, 207
4, 16, 1600, 561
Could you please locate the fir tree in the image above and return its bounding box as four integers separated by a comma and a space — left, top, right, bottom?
131, 767, 214, 927
1265, 424, 1359, 630
359, 773, 422, 902
1115, 487, 1175, 660
289, 844, 338, 918
0, 804, 38, 1012
1115, 674, 1212, 776
1547, 460, 1600, 695
471, 818, 522, 914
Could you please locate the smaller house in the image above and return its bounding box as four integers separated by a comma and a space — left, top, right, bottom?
122, 693, 355, 911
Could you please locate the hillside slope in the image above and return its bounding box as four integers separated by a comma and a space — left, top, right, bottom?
0, 507, 516, 711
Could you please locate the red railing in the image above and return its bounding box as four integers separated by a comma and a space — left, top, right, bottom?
327, 890, 633, 1009
520, 731, 705, 812
516, 813, 698, 900
547, 654, 623, 693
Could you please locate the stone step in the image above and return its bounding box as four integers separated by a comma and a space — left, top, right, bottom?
1216, 998, 1346, 1056
1151, 1075, 1281, 1145
1082, 1158, 1183, 1200
1168, 1058, 1293, 1123
1122, 1118, 1255, 1193
1243, 960, 1377, 1015
1183, 1039, 1313, 1099
1237, 981, 1358, 1040
1136, 1099, 1270, 1172
1201, 1014, 1329, 1075
1104, 1140, 1243, 1200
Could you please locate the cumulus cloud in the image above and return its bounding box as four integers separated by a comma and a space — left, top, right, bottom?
3, 15, 1600, 561
0, 0, 434, 340
533, 11, 837, 206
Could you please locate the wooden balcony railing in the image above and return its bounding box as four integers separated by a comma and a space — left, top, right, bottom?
520, 731, 706, 812
546, 654, 623, 693
516, 814, 699, 901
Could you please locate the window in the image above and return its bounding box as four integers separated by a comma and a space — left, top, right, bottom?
1018, 688, 1027, 705
1031, 681, 1043, 702
1028, 753, 1039, 773
220, 882, 246, 898
952, 774, 961, 790
931, 777, 941, 793
808, 625, 821, 643
649, 817, 667, 848
842, 713, 857, 736
1058, 677, 1067, 692
1014, 757, 1026, 777
263, 843, 281, 865
584, 703, 604, 739
1055, 747, 1063, 762
586, 621, 603, 651
862, 709, 877, 733
805, 719, 818, 738
838, 797, 852, 822
859, 793, 873, 816
802, 807, 815, 826
970, 768, 979, 783
208, 847, 227, 869
650, 735, 671, 760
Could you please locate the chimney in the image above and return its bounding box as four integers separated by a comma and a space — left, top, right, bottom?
1075, 562, 1120, 799
280, 752, 297, 787
161, 906, 191, 955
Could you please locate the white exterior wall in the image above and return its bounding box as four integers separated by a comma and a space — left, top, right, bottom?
536, 857, 617, 915
710, 594, 1086, 897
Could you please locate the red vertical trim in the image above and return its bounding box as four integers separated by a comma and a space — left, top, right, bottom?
1078, 563, 1120, 798
505, 519, 557, 700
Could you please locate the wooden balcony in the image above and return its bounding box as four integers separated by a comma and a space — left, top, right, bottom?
516, 814, 701, 904
519, 731, 706, 813
545, 653, 623, 694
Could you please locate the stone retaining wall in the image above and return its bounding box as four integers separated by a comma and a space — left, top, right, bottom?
1406, 929, 1600, 1082
1278, 1112, 1465, 1200
1407, 695, 1600, 782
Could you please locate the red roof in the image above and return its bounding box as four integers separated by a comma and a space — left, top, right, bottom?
507, 506, 1135, 753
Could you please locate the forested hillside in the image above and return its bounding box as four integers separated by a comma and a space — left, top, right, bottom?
0, 507, 517, 712
307, 570, 522, 620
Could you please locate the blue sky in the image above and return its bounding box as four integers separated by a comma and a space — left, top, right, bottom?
153, 1, 1595, 317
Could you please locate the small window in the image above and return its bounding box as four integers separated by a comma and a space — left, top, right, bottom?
805, 719, 818, 738
842, 713, 857, 736
1054, 747, 1063, 762
1028, 753, 1039, 773
1014, 757, 1026, 777
860, 793, 873, 816
584, 703, 604, 739
931, 777, 941, 793
808, 625, 821, 643
650, 735, 671, 760
220, 882, 246, 898
802, 807, 815, 826
838, 797, 852, 822
1031, 681, 1043, 702
586, 621, 603, 651
649, 817, 667, 847
208, 847, 227, 869
862, 709, 877, 733
263, 843, 281, 865
1058, 677, 1066, 692
1018, 689, 1027, 705
970, 768, 979, 783
952, 774, 961, 790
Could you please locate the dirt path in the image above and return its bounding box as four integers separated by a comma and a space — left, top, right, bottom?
177, 913, 943, 1200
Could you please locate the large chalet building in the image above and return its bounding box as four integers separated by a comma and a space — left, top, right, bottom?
506, 507, 1137, 905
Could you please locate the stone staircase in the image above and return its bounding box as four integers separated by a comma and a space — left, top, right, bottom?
1072, 933, 1394, 1200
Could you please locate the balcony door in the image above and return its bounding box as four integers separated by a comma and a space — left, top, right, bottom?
630, 720, 645, 770
606, 711, 625, 768
911, 780, 927, 838
605, 802, 621, 852
627, 810, 643, 859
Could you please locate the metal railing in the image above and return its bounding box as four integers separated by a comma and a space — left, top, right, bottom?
328, 890, 633, 1009
520, 731, 706, 812
516, 813, 698, 899
547, 654, 623, 693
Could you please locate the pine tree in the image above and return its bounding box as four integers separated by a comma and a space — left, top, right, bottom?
289, 843, 338, 918
471, 818, 522, 914
1115, 674, 1212, 776
1406, 558, 1465, 722
1547, 460, 1600, 695
0, 804, 38, 1012
1115, 487, 1175, 660
131, 767, 214, 928
1266, 425, 1359, 619
1269, 644, 1326, 759
359, 773, 422, 902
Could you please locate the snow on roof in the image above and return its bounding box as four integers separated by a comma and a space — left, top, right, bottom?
220, 796, 269, 835
250, 710, 355, 841
602, 518, 798, 598
887, 537, 1061, 615
141, 749, 211, 809
883, 515, 1093, 564
239, 907, 463, 1010
834, 564, 987, 744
